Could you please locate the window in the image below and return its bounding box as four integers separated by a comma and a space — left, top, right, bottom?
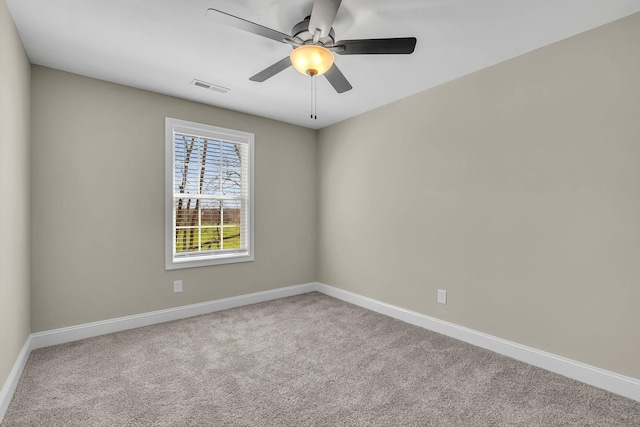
165, 118, 254, 269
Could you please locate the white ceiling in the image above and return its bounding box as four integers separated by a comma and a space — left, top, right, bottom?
6, 0, 640, 130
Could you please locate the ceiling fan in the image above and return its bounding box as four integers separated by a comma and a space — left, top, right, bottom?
207, 0, 417, 94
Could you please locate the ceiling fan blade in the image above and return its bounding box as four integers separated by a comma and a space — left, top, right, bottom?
308, 0, 342, 38
334, 37, 417, 55
249, 57, 292, 82
324, 64, 352, 93
206, 8, 290, 44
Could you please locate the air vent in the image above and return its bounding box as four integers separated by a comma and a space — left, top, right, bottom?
191, 79, 230, 94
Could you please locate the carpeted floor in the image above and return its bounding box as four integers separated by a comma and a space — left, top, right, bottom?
2, 292, 639, 426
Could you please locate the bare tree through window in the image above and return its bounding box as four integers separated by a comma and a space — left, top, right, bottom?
174, 135, 244, 254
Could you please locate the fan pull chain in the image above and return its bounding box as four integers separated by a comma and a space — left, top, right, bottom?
310, 74, 317, 120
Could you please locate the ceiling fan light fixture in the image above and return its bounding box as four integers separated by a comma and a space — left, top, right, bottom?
290, 45, 334, 76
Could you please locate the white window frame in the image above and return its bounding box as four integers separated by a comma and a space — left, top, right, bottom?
165, 117, 254, 270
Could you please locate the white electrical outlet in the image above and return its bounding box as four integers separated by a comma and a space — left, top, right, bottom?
173, 280, 183, 293
437, 289, 447, 304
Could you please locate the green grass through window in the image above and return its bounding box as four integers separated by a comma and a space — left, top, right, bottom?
176, 224, 241, 253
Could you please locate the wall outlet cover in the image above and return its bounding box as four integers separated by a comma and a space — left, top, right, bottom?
173, 280, 183, 293
437, 289, 447, 304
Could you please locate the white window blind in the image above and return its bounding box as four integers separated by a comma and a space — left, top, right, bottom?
165, 118, 254, 269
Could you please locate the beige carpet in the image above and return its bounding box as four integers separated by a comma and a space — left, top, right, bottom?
2, 292, 639, 426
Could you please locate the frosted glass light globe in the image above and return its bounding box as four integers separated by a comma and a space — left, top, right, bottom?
290, 45, 334, 76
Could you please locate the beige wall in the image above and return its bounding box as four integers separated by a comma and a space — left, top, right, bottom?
0, 0, 31, 389
318, 13, 640, 379
30, 66, 317, 332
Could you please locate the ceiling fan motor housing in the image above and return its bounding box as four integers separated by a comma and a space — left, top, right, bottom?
292, 17, 335, 47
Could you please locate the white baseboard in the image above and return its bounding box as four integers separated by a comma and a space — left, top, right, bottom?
3, 280, 638, 424
0, 336, 32, 422
30, 282, 317, 350
315, 282, 640, 402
